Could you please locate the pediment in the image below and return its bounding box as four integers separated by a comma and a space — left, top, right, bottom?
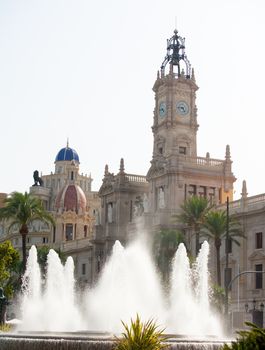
98, 183, 114, 196
249, 250, 265, 261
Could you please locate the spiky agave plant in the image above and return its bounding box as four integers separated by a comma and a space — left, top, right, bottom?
115, 314, 169, 350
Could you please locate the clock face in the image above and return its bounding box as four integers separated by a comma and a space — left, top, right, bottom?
176, 101, 189, 116
159, 102, 166, 117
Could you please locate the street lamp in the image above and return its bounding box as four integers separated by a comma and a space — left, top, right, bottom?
244, 299, 264, 313
260, 302, 264, 312
244, 303, 249, 313
224, 197, 229, 326
244, 299, 264, 328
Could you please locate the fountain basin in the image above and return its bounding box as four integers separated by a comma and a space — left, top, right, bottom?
0, 332, 230, 350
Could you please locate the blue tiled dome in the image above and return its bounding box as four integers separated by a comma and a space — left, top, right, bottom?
55, 146, 80, 163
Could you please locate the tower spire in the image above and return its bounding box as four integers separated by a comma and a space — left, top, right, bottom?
241, 180, 248, 199
119, 158, 125, 174
66, 137, 69, 148
160, 29, 191, 78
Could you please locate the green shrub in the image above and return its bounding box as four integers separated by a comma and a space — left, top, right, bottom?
222, 322, 265, 350
0, 323, 11, 332
115, 314, 168, 350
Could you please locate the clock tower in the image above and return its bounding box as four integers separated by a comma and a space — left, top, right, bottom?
152, 29, 198, 166
147, 30, 236, 233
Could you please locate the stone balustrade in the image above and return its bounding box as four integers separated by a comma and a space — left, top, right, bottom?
217, 193, 265, 213
185, 156, 224, 168
246, 193, 265, 206
61, 237, 92, 252
126, 174, 148, 183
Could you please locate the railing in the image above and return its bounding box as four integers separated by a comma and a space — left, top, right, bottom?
217, 200, 242, 211
126, 174, 147, 183
185, 156, 224, 168
218, 193, 265, 212
61, 237, 92, 251
228, 200, 241, 210
246, 193, 265, 206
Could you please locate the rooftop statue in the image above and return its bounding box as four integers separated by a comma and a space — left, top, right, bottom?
33, 170, 43, 187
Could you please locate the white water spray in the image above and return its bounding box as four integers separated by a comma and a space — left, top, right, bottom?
18, 240, 222, 336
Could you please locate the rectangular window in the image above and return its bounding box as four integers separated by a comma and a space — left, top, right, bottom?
158, 186, 165, 209
82, 263, 86, 275
188, 184, 196, 196
53, 226, 56, 243
84, 225, 88, 238
256, 232, 263, 249
198, 186, 206, 198
107, 203, 113, 223
209, 187, 216, 204
255, 264, 263, 289
227, 237, 232, 254
224, 267, 232, 290
65, 224, 73, 241
179, 146, 186, 155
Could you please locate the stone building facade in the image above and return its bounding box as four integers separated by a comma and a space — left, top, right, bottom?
1, 30, 264, 327
146, 31, 235, 244
0, 30, 236, 279
0, 145, 101, 285
94, 159, 149, 271
95, 30, 236, 261
217, 181, 265, 329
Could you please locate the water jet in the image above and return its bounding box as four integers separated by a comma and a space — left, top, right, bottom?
0, 240, 231, 349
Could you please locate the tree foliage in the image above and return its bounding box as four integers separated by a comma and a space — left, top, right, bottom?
210, 284, 226, 313
202, 209, 243, 286
154, 229, 184, 281
0, 241, 20, 298
0, 192, 55, 271
173, 196, 212, 255
37, 245, 66, 275
222, 322, 265, 350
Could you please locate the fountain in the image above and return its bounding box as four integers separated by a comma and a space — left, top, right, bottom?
0, 240, 230, 349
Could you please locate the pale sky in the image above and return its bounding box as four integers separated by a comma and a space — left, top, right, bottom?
1, 0, 265, 199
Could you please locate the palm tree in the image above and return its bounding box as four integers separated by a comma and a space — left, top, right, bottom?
174, 196, 211, 256
153, 228, 184, 281
202, 210, 243, 286
0, 192, 55, 272
37, 245, 66, 277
